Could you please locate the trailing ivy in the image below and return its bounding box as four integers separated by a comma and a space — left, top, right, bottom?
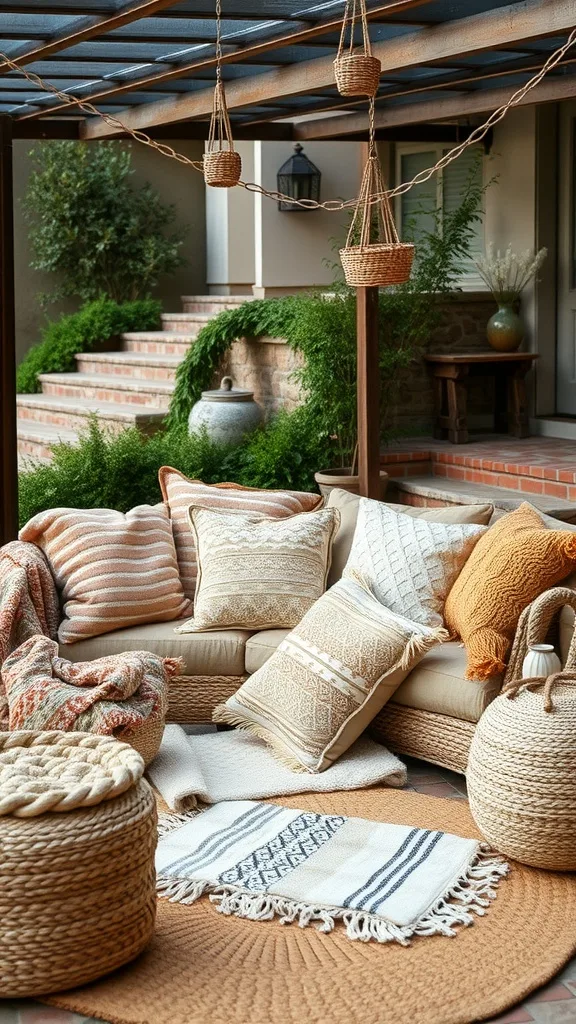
17, 297, 162, 394
167, 298, 298, 428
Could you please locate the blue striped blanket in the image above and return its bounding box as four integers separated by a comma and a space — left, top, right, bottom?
156, 801, 508, 944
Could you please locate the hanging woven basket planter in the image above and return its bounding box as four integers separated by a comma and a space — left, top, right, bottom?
204, 79, 241, 188
334, 0, 381, 97
340, 150, 414, 287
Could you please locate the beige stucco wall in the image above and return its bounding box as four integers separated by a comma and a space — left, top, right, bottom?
483, 105, 537, 347
205, 140, 363, 294
13, 138, 206, 364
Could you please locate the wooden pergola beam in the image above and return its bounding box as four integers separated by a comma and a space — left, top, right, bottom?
0, 114, 17, 543
294, 73, 576, 139
77, 0, 576, 139
0, 0, 182, 71
18, 0, 430, 124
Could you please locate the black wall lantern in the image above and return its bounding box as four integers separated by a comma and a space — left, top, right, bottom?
277, 143, 321, 211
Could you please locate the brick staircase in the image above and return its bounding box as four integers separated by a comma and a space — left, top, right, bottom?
382, 436, 576, 521
17, 295, 251, 464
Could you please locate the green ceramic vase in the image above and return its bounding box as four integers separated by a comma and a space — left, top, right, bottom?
486, 303, 524, 352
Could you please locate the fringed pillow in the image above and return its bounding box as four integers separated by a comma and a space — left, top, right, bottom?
445, 502, 576, 680
214, 574, 448, 772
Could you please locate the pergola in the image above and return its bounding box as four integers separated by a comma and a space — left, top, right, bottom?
0, 0, 574, 542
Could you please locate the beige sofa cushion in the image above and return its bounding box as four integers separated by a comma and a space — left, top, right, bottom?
246, 629, 291, 673
247, 632, 501, 723
59, 620, 250, 676
327, 489, 494, 586
391, 642, 502, 722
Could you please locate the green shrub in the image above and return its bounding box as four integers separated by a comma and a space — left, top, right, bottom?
16, 297, 161, 393
18, 419, 246, 527
17, 413, 334, 527
24, 141, 187, 306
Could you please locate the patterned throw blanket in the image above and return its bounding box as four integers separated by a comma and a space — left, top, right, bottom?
0, 540, 175, 736
157, 801, 508, 945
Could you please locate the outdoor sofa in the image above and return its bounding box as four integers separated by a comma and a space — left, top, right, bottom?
55, 487, 576, 776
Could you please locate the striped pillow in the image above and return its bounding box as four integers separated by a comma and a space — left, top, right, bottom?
158, 467, 323, 606
20, 505, 189, 644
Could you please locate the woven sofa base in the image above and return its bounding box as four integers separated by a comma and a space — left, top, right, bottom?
167, 675, 246, 724
370, 704, 475, 776
166, 675, 475, 775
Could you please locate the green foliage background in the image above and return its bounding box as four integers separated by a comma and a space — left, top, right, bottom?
18, 165, 485, 523
16, 297, 162, 394
24, 142, 187, 305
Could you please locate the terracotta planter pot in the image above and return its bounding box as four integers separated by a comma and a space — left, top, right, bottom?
314, 467, 389, 502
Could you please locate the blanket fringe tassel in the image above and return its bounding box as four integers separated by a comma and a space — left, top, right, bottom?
156, 846, 509, 945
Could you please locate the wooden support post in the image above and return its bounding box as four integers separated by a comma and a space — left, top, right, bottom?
0, 115, 18, 544
356, 286, 381, 499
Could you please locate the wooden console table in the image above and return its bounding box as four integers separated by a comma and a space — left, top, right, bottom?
424, 352, 539, 444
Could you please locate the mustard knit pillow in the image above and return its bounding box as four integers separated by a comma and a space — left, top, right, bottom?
444, 503, 576, 680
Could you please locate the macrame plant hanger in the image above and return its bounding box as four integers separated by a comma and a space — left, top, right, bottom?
340, 99, 414, 286
334, 0, 381, 97
204, 0, 241, 188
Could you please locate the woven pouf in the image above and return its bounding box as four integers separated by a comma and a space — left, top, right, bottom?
467, 672, 576, 870
0, 731, 157, 996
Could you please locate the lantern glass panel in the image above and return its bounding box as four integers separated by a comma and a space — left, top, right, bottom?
277, 143, 321, 212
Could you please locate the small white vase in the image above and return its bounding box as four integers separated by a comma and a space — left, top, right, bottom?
521, 643, 561, 679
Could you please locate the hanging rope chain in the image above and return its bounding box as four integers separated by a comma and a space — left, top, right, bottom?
1, 24, 575, 209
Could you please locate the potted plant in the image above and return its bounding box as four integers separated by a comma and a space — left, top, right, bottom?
475, 244, 547, 352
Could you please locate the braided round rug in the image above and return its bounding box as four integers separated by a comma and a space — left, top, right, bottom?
46, 788, 576, 1024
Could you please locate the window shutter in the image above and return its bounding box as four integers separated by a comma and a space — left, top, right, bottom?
442, 146, 484, 289
399, 151, 437, 244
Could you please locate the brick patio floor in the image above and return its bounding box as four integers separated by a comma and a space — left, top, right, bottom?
1, 758, 575, 1024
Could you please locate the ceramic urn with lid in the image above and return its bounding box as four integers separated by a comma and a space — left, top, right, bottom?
188, 376, 263, 445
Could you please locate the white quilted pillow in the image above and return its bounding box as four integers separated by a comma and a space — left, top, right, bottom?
343, 498, 487, 627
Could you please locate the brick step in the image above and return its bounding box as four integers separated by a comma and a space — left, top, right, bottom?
180, 295, 253, 314
122, 331, 196, 355
38, 372, 174, 411
76, 351, 181, 381
161, 312, 212, 334
389, 475, 576, 522
17, 419, 80, 462
17, 394, 165, 434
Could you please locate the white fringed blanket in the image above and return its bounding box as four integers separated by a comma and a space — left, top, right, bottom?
148, 726, 407, 811
157, 800, 508, 945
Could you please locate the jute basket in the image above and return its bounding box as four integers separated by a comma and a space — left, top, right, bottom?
334, 0, 380, 97
204, 149, 241, 188
340, 241, 415, 286
334, 54, 381, 97
340, 149, 414, 287
0, 731, 157, 996
204, 78, 241, 188
122, 714, 165, 766
467, 671, 576, 870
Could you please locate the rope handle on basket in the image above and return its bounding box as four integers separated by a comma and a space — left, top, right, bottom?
0, 731, 145, 817
502, 671, 576, 712
337, 0, 372, 59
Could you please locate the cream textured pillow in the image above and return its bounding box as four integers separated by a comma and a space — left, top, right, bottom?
326, 488, 494, 585
20, 505, 189, 644
159, 467, 323, 608
214, 575, 448, 772
343, 497, 487, 627
176, 505, 339, 632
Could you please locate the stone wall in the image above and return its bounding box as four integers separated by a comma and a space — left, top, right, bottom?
217, 292, 496, 430
386, 292, 496, 435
